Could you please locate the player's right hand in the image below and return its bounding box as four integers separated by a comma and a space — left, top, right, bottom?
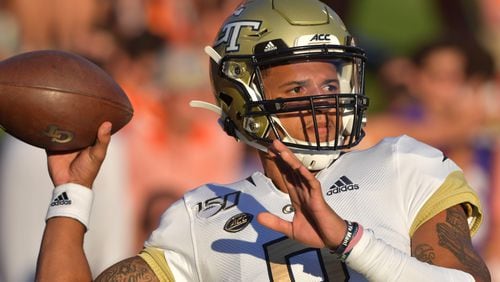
46, 122, 112, 188
257, 139, 347, 250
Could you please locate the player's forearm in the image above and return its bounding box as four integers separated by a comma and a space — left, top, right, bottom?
36, 217, 92, 282
346, 229, 490, 282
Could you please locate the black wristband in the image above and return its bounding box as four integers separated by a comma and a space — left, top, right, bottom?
329, 220, 358, 260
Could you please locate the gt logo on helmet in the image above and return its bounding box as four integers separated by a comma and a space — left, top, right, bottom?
214, 21, 262, 52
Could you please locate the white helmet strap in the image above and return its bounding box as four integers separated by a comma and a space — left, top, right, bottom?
269, 116, 342, 170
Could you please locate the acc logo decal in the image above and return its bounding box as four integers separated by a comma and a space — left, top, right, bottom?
295, 34, 340, 47
310, 33, 331, 41
214, 20, 262, 52
224, 212, 253, 233
43, 125, 74, 143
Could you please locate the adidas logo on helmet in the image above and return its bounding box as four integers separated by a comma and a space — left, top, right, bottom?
263, 41, 277, 52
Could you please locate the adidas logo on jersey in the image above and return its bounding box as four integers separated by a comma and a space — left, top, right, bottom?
326, 176, 359, 196
50, 192, 72, 206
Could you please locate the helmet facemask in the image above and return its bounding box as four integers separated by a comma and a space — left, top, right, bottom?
232, 45, 368, 170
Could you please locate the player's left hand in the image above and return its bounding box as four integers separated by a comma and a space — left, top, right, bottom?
257, 139, 346, 249
46, 122, 112, 188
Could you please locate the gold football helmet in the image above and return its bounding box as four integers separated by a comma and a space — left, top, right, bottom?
193, 0, 369, 170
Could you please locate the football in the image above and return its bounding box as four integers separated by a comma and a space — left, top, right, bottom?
0, 50, 133, 151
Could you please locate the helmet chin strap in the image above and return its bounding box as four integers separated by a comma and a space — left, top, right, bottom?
271, 117, 343, 171
281, 136, 341, 170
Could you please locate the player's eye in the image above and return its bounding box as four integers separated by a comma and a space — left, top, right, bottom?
323, 83, 340, 93
287, 86, 305, 95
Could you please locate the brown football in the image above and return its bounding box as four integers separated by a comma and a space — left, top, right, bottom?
0, 50, 133, 151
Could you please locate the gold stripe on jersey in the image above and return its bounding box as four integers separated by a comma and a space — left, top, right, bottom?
409, 170, 482, 237
138, 247, 175, 281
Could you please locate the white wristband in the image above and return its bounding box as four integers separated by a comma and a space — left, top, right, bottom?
46, 183, 94, 230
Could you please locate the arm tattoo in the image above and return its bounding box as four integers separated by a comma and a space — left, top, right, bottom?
95, 256, 159, 282
414, 244, 436, 264
436, 207, 490, 281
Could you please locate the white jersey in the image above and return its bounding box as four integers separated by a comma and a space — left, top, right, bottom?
141, 135, 482, 281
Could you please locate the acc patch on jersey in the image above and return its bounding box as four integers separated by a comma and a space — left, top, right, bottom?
224, 213, 253, 233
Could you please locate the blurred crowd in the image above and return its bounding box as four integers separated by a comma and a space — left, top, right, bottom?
0, 0, 499, 281
356, 0, 500, 280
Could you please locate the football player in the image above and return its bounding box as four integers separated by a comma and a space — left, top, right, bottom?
36, 0, 491, 281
